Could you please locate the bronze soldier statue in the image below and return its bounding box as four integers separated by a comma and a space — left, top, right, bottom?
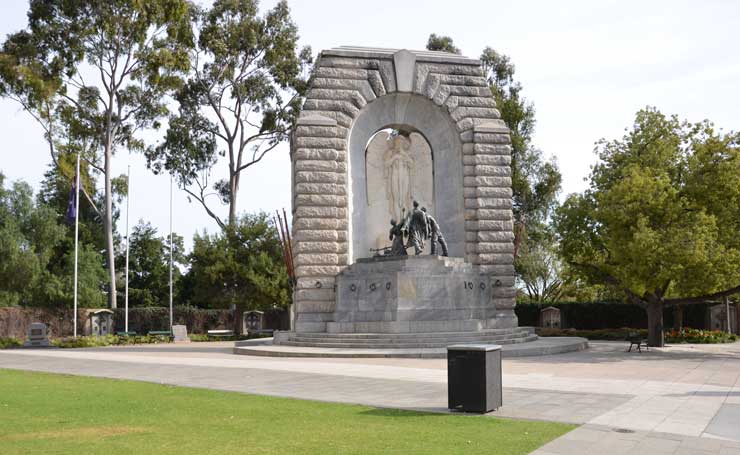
388, 217, 407, 256
404, 200, 429, 255
421, 207, 448, 257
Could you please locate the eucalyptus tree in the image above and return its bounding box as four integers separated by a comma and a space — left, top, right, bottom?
0, 0, 194, 308
146, 0, 312, 229
555, 108, 740, 346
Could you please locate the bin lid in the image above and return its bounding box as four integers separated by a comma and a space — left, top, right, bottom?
447, 344, 502, 352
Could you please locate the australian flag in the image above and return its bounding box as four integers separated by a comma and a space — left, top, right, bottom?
65, 177, 77, 225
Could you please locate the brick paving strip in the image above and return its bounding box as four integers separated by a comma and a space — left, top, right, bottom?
1, 340, 740, 455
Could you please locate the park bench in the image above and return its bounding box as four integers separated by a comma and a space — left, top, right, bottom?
116, 331, 137, 337
148, 331, 172, 338
207, 329, 235, 339
627, 332, 649, 353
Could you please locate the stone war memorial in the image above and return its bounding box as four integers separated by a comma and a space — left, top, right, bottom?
261, 46, 585, 356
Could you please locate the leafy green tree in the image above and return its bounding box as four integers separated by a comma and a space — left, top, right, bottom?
181, 213, 288, 321
426, 34, 461, 54
0, 0, 194, 309
120, 221, 185, 307
146, 0, 312, 229
554, 108, 740, 346
0, 173, 105, 307
425, 35, 563, 298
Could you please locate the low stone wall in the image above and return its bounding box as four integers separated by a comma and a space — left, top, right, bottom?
0, 306, 289, 338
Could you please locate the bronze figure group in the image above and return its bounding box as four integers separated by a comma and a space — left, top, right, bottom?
386, 200, 448, 257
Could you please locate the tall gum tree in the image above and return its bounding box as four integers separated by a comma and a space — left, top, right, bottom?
0, 0, 193, 308
554, 108, 740, 346
146, 0, 312, 229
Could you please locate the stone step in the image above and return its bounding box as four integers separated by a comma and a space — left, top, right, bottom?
281, 335, 538, 349
290, 327, 535, 339
289, 332, 533, 344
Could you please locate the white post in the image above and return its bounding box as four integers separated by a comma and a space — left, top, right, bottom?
73, 152, 80, 338
169, 176, 173, 332
124, 165, 130, 333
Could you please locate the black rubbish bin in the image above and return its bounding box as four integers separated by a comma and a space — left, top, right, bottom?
447, 344, 502, 413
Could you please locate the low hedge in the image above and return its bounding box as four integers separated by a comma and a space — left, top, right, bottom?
536, 327, 647, 340
665, 328, 738, 344
53, 334, 173, 348
0, 337, 22, 349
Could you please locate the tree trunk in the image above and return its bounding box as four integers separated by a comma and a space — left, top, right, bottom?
228, 172, 239, 227
104, 146, 117, 309
233, 303, 245, 336
673, 304, 684, 330
646, 300, 664, 347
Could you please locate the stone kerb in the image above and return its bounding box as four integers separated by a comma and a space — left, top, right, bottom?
291, 47, 515, 332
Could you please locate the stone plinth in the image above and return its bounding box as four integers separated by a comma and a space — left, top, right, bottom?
24, 322, 51, 348
329, 255, 512, 333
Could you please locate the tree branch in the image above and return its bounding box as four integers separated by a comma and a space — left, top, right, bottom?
665, 284, 740, 306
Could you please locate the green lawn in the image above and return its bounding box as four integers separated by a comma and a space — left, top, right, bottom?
0, 369, 574, 454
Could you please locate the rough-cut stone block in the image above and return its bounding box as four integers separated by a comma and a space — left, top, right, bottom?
294, 265, 344, 277
293, 241, 347, 254
293, 230, 347, 242
367, 70, 386, 96
296, 276, 336, 290
295, 171, 346, 184
458, 97, 498, 108
296, 113, 337, 126
463, 176, 512, 187
314, 67, 369, 80
432, 85, 451, 106
295, 160, 347, 172
295, 289, 336, 301
293, 148, 346, 161
465, 220, 514, 231
294, 183, 346, 196
293, 218, 348, 231
463, 154, 511, 165
302, 99, 360, 118
475, 209, 513, 220
468, 231, 515, 242
307, 88, 367, 108
464, 198, 512, 209
293, 253, 338, 266
296, 301, 335, 313
466, 242, 515, 254
474, 132, 511, 144
451, 106, 501, 122
474, 144, 511, 155
474, 120, 509, 134
293, 136, 347, 150
295, 125, 341, 138
475, 165, 510, 176
478, 253, 514, 264
464, 186, 513, 198
295, 206, 347, 219
312, 78, 376, 103
446, 85, 492, 97
294, 194, 347, 207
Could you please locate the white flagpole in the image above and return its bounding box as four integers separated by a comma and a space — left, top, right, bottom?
124, 165, 131, 333
169, 176, 173, 331
73, 152, 80, 338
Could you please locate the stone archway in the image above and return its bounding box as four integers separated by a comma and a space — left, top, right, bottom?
290, 47, 517, 333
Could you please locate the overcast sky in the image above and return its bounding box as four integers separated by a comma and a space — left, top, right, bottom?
1, 0, 739, 251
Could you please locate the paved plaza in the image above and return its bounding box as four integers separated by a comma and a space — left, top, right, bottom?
2, 340, 740, 454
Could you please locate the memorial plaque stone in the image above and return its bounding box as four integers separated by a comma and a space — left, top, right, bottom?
24, 322, 51, 347
243, 311, 265, 334
172, 325, 190, 343
540, 307, 561, 329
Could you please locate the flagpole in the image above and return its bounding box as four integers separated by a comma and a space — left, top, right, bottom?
73, 152, 80, 338
124, 165, 130, 333
169, 176, 173, 332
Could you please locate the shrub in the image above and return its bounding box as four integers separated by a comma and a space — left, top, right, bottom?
536, 327, 647, 340
665, 328, 738, 344
0, 337, 22, 349
53, 334, 173, 348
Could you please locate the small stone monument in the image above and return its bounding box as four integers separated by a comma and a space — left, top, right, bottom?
540, 306, 561, 329
243, 311, 265, 334
89, 309, 114, 336
24, 323, 51, 348
708, 304, 738, 333
172, 325, 190, 343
